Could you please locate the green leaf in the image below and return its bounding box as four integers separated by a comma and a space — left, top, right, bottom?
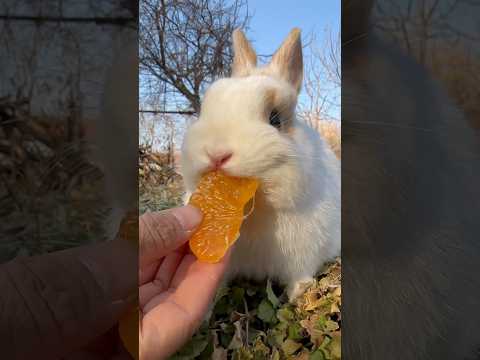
315, 315, 327, 330
257, 299, 277, 324
169, 331, 209, 359
197, 334, 214, 360
247, 328, 266, 345
218, 323, 235, 349
288, 322, 305, 341
281, 339, 302, 356
232, 287, 246, 308
233, 346, 254, 360
324, 320, 339, 332
277, 307, 295, 323
214, 286, 230, 303
214, 295, 232, 316
266, 279, 280, 308
267, 322, 288, 348
246, 287, 257, 296
270, 348, 281, 360
309, 348, 326, 360
253, 338, 271, 359
219, 332, 233, 349
329, 334, 341, 359
319, 336, 331, 350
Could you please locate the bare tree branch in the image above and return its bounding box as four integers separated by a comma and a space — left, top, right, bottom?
139, 0, 250, 114
373, 0, 480, 64
298, 27, 341, 127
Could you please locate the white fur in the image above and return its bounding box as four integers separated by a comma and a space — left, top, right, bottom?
181, 30, 340, 300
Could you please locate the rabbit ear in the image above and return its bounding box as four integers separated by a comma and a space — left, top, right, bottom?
231, 28, 257, 77
268, 28, 303, 93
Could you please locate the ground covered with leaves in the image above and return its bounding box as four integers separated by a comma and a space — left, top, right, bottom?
139, 153, 342, 360
170, 260, 341, 360
0, 97, 108, 262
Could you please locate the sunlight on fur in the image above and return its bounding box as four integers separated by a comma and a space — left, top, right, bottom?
317, 120, 341, 159
181, 28, 341, 302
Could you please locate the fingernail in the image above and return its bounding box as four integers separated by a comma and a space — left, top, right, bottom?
172, 205, 203, 231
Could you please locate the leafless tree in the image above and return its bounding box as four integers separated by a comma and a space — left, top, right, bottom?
373, 0, 480, 65
296, 27, 341, 158
139, 110, 179, 161
0, 0, 137, 258
299, 27, 341, 128
372, 0, 480, 130
139, 0, 250, 114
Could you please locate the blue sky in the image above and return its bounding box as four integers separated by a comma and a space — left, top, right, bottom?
247, 0, 340, 57
246, 1, 341, 120
139, 1, 341, 149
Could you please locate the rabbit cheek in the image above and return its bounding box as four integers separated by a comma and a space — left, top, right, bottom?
260, 165, 304, 210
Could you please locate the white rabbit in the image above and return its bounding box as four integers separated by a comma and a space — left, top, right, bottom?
180, 28, 340, 301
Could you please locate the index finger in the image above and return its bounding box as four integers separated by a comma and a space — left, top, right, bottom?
139, 206, 202, 266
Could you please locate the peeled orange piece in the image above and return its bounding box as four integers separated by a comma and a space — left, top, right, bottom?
188, 171, 258, 263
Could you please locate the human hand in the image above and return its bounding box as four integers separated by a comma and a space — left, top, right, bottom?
1, 204, 227, 360
1, 216, 138, 359
139, 205, 230, 359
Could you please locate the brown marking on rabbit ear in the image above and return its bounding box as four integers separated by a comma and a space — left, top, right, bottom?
269, 28, 303, 93
231, 28, 257, 77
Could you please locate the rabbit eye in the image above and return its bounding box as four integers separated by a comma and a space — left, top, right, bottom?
269, 109, 282, 129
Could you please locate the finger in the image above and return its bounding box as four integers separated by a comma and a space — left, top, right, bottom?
145, 250, 231, 326
139, 250, 184, 309
139, 242, 190, 287
139, 205, 202, 266
170, 247, 231, 289
1, 238, 137, 360
140, 297, 190, 360
139, 259, 162, 286
170, 251, 230, 325
139, 251, 231, 360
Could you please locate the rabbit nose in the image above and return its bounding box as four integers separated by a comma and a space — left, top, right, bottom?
207, 151, 233, 170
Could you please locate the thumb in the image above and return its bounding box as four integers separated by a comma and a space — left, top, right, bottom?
139, 205, 203, 266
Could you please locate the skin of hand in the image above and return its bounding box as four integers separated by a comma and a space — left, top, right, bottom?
1, 204, 228, 360
139, 205, 230, 360
1, 219, 138, 359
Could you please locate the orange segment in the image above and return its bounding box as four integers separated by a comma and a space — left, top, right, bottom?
188, 171, 258, 263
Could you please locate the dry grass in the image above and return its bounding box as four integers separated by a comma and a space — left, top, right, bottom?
0, 97, 108, 262
317, 121, 341, 159
139, 178, 184, 213
139, 144, 184, 213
